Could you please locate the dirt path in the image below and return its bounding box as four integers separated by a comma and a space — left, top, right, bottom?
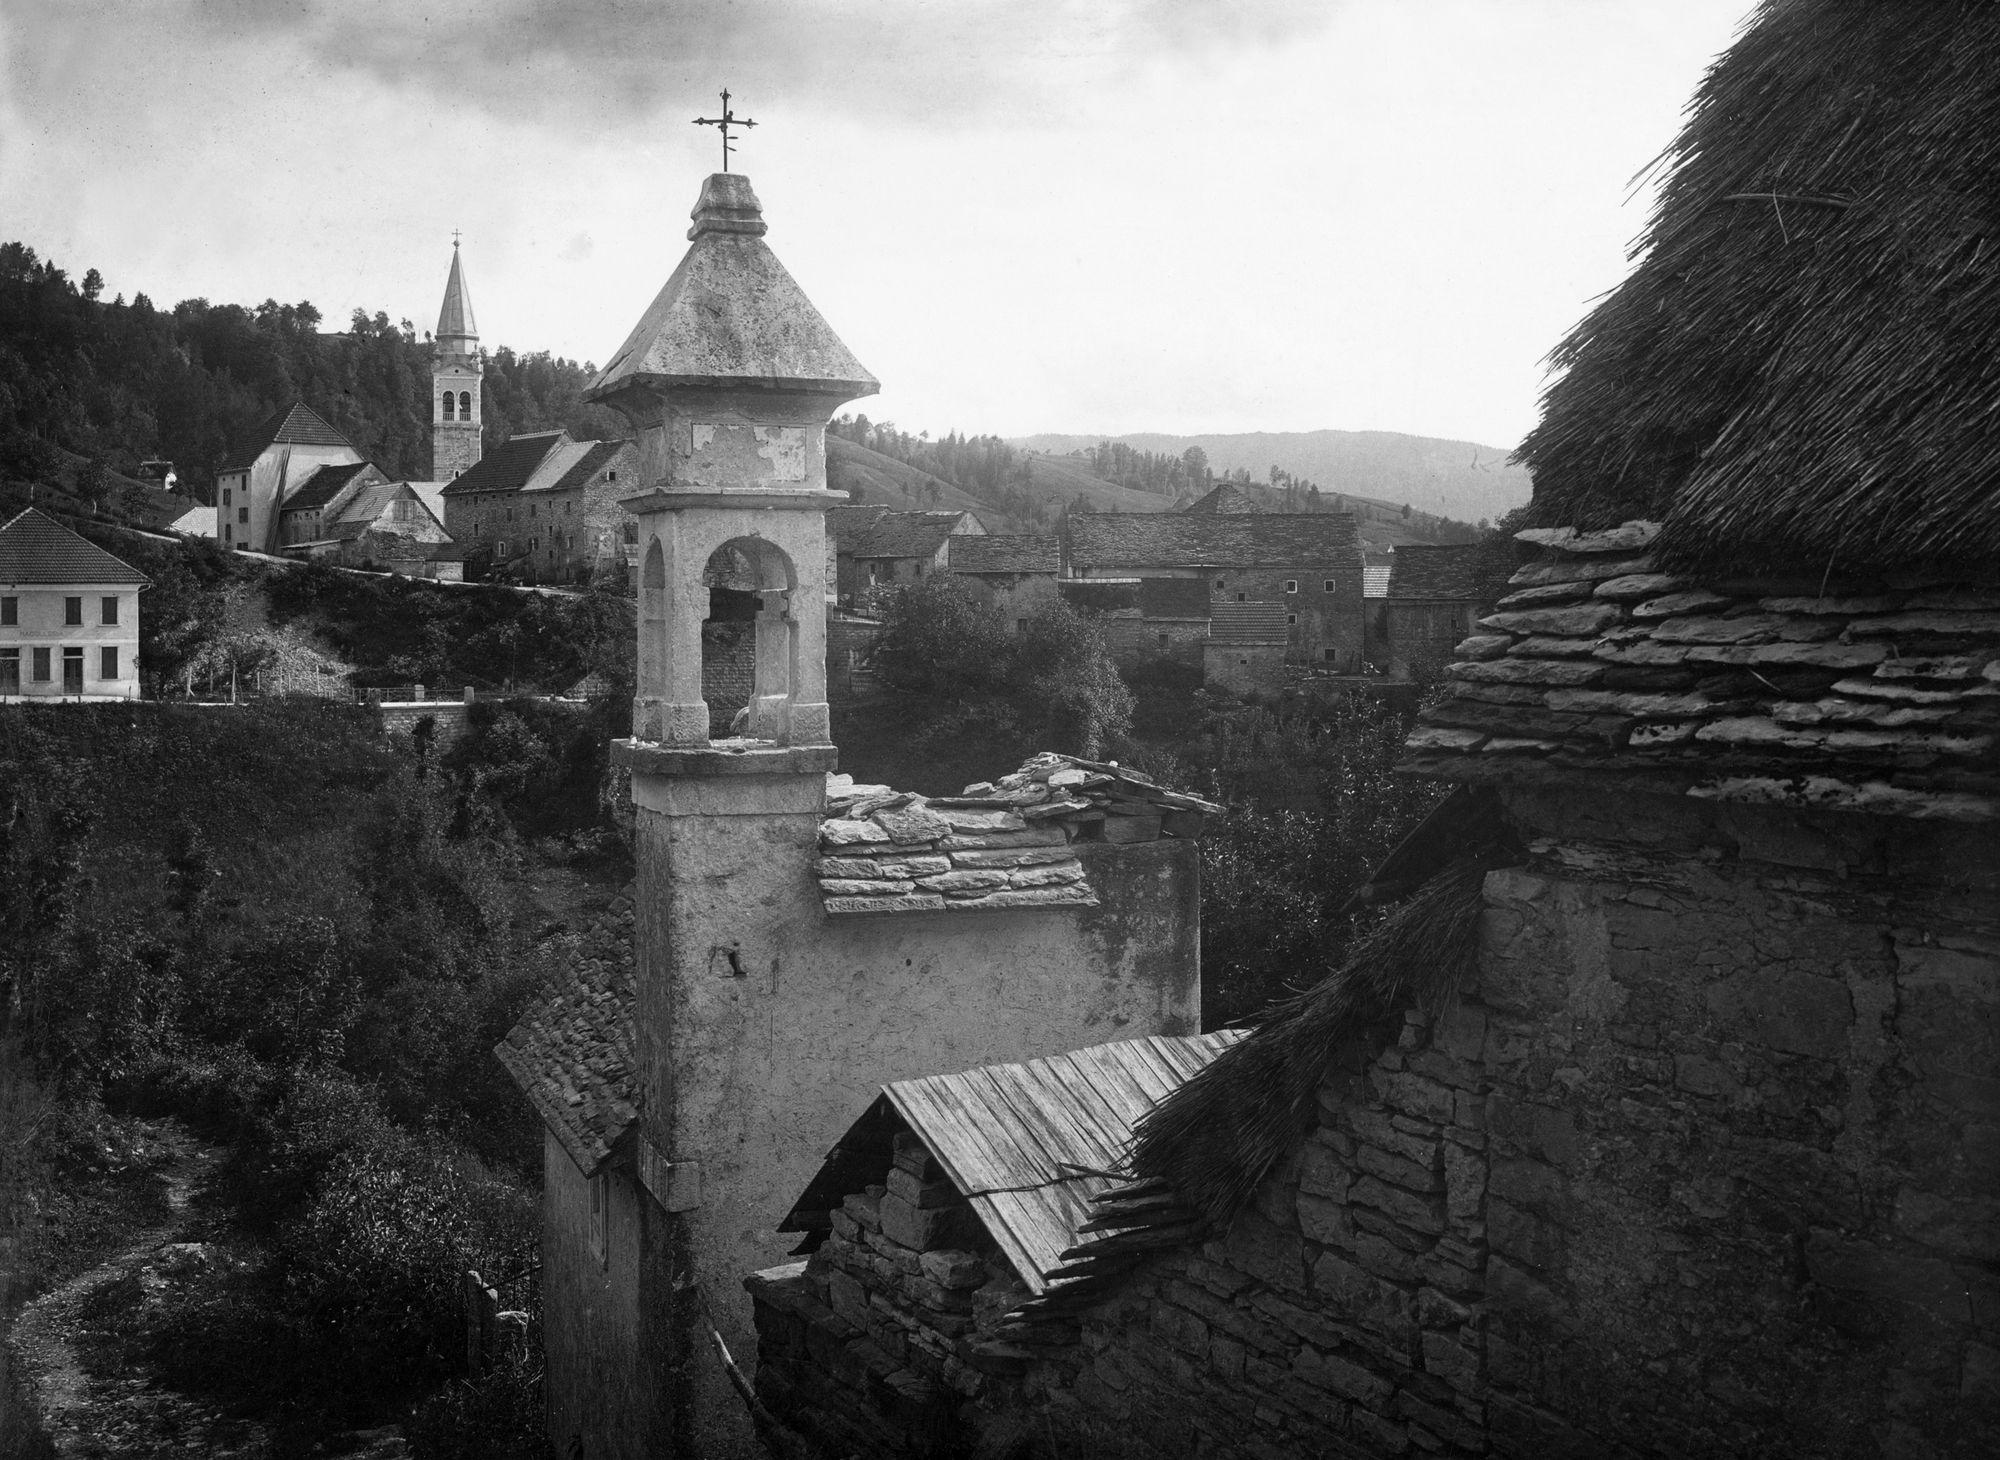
3, 1125, 272, 1458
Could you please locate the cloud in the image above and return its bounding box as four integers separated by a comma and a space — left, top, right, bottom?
169, 0, 1334, 131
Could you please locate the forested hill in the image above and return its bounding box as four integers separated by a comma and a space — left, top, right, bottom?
0, 242, 622, 495
1015, 429, 1532, 529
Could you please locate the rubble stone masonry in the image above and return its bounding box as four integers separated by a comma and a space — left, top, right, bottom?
751, 784, 1999, 1457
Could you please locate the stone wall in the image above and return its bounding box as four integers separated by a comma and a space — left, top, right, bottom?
748, 786, 2000, 1458
1205, 640, 1287, 695
543, 1135, 652, 1460
376, 700, 471, 744
1213, 565, 1365, 670
701, 622, 756, 734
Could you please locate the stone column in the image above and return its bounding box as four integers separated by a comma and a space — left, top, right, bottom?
787, 540, 832, 747
749, 590, 792, 743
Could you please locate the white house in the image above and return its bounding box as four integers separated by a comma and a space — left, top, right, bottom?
0, 508, 147, 700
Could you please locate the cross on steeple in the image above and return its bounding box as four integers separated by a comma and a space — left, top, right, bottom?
452, 229, 462, 248
692, 89, 756, 172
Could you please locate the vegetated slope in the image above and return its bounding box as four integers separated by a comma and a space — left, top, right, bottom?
1020, 453, 1178, 517
826, 436, 998, 521
1015, 429, 1532, 527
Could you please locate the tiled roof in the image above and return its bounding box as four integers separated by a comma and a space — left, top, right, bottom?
494, 904, 639, 1176
1138, 577, 1211, 620
282, 461, 378, 513
816, 753, 1220, 917
1209, 602, 1290, 643
440, 431, 566, 496
852, 511, 968, 561
1364, 565, 1392, 598
1067, 512, 1361, 573
588, 173, 877, 402
223, 402, 354, 470
436, 245, 477, 341
170, 505, 216, 538
781, 1032, 1243, 1294
0, 508, 148, 585
1183, 484, 1265, 515
1387, 543, 1513, 604
1401, 520, 2000, 820
949, 535, 1059, 574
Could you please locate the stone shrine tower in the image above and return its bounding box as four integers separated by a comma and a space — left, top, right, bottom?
431, 241, 483, 481
524, 171, 1201, 1460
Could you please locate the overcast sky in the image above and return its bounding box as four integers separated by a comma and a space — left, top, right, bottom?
1, 0, 1753, 449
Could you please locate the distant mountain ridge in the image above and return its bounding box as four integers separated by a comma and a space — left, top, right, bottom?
1011, 429, 1532, 528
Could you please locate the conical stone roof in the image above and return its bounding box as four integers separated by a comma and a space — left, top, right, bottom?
587, 174, 877, 405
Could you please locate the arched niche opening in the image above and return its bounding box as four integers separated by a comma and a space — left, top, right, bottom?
702, 536, 798, 742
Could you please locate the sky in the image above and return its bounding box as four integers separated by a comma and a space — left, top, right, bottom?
0, 0, 1755, 451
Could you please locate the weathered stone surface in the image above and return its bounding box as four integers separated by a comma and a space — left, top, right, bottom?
886, 1167, 960, 1210
916, 869, 1010, 894
1503, 634, 1605, 659
1758, 594, 1903, 615
824, 893, 950, 915
945, 886, 1097, 911
1649, 614, 1789, 645
1495, 583, 1592, 609
1405, 726, 1489, 754
1355, 1142, 1442, 1193
946, 848, 1076, 869
821, 877, 916, 896
1310, 1251, 1414, 1338
1506, 554, 1656, 588
1454, 633, 1516, 659
1846, 611, 2000, 638
878, 1192, 963, 1251
1593, 573, 1686, 601
1630, 589, 1733, 620
1544, 689, 1721, 718
1453, 658, 1604, 687
1293, 1346, 1393, 1407
1515, 521, 1661, 554
820, 818, 899, 847
1629, 722, 1698, 749
1771, 697, 1956, 729
1829, 676, 1970, 704
819, 855, 952, 879
1704, 967, 1853, 1058
1009, 863, 1086, 888
934, 807, 1028, 833
938, 828, 1070, 850
1479, 602, 1623, 637
1874, 654, 1997, 680
872, 805, 953, 844
1350, 1176, 1445, 1234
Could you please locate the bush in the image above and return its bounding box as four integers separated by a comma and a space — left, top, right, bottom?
406, 1345, 545, 1460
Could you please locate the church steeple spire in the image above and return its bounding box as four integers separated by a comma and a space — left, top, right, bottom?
431, 237, 483, 481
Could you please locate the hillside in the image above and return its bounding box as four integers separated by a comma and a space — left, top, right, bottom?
1014, 429, 1532, 528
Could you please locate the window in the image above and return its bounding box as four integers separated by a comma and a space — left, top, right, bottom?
61, 647, 82, 693
1213, 578, 1224, 590
442, 392, 455, 421
0, 649, 18, 693
238, 507, 249, 525
1, 596, 15, 625
497, 540, 508, 555
505, 507, 514, 522
589, 1174, 610, 1267
530, 504, 538, 519
1236, 592, 1246, 603
1238, 656, 1249, 666
101, 596, 117, 625
224, 524, 233, 543
1158, 633, 1170, 647
622, 523, 638, 545
1323, 579, 1336, 593
1016, 618, 1028, 633
1285, 580, 1298, 594
31, 647, 50, 681
607, 469, 617, 482
459, 390, 471, 417
222, 488, 232, 506
64, 597, 82, 625
1323, 648, 1337, 662
99, 646, 117, 680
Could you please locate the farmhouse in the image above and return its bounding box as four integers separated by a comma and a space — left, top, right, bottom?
438, 428, 638, 585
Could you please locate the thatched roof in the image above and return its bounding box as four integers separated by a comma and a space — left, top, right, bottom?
1517, 0, 2000, 574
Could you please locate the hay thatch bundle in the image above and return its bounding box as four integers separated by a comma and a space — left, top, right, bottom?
1518, 0, 2000, 573
1123, 859, 1487, 1232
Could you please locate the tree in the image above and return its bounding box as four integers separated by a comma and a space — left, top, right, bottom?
81, 268, 103, 303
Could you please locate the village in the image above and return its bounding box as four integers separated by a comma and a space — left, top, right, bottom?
3, 3, 1998, 1460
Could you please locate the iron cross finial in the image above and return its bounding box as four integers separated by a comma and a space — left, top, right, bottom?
692, 88, 757, 172
451, 229, 462, 248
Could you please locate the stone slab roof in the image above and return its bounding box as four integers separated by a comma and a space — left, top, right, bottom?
588, 173, 877, 402
494, 901, 639, 1177
1364, 565, 1392, 598
0, 508, 148, 585
222, 402, 353, 471
1183, 484, 1264, 515
541, 439, 629, 495
1066, 512, 1361, 573
949, 534, 1059, 575
441, 431, 566, 497
827, 504, 889, 554
818, 753, 1220, 916
1138, 576, 1212, 619
1209, 601, 1290, 644
1386, 543, 1513, 604
851, 511, 969, 561
1400, 520, 2000, 820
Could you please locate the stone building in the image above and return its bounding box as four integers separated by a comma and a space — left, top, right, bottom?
943, 533, 1060, 630
438, 429, 637, 584
1063, 512, 1367, 671
843, 509, 985, 599
1182, 482, 1264, 515
275, 464, 455, 571
431, 241, 483, 483
743, 4, 2000, 1456
1381, 542, 1514, 681
0, 507, 145, 700
496, 172, 1216, 1460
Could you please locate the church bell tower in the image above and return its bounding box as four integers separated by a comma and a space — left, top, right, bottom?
431, 240, 483, 482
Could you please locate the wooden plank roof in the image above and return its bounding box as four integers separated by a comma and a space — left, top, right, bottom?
872, 1032, 1242, 1294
